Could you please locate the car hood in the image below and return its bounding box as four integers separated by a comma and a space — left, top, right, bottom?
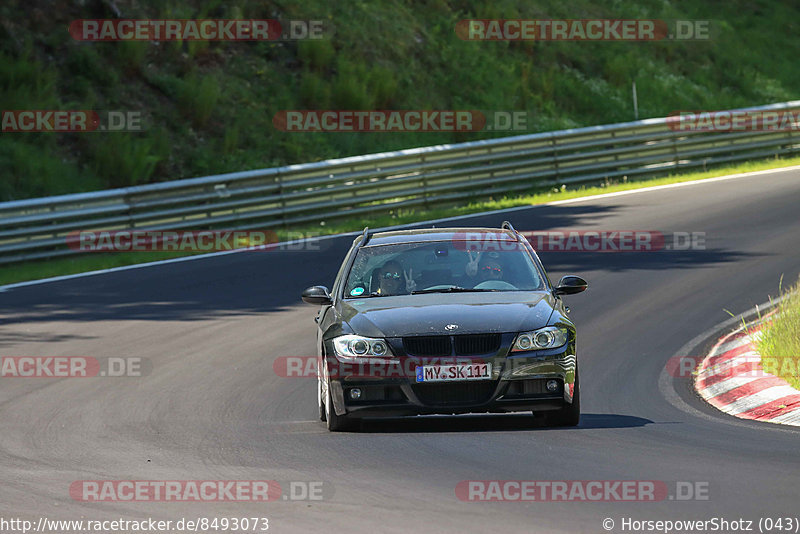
339, 292, 555, 337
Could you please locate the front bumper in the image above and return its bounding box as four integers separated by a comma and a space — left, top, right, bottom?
323, 339, 577, 419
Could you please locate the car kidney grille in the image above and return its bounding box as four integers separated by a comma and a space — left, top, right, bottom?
403, 334, 501, 357
412, 381, 496, 405
453, 334, 500, 355
403, 336, 451, 357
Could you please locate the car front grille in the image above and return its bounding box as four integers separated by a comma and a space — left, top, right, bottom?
403, 334, 501, 357
403, 336, 451, 357
453, 334, 501, 355
412, 381, 497, 405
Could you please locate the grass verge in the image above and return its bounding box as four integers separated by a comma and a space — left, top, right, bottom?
2, 154, 800, 287
756, 277, 800, 391
4, 1, 800, 200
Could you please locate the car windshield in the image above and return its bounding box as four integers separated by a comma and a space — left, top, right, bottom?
343, 240, 546, 298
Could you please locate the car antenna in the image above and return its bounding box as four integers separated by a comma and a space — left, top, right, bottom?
501, 220, 520, 241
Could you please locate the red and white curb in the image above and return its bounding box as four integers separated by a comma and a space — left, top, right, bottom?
695, 317, 800, 426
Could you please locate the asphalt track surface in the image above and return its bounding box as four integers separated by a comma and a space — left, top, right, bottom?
1, 168, 799, 533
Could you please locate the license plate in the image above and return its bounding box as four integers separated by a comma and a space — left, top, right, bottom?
415, 363, 492, 382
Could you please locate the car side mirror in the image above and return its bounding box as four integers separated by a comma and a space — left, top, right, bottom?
554, 275, 588, 295
302, 285, 333, 305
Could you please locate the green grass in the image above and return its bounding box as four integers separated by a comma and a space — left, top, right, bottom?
3, 0, 800, 199
1, 154, 798, 287
756, 277, 800, 391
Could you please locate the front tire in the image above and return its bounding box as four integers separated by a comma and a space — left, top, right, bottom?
318, 376, 326, 422
543, 370, 580, 427
325, 379, 355, 432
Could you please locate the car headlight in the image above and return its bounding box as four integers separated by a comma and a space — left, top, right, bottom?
333, 335, 394, 360
511, 326, 568, 352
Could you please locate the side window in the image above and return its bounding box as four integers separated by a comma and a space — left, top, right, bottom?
343, 247, 394, 297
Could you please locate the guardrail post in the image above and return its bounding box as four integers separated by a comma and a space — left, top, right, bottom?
421, 155, 429, 210
278, 172, 287, 229
610, 130, 619, 185
212, 184, 228, 224
487, 146, 496, 193
551, 134, 560, 184
124, 192, 134, 230
784, 120, 795, 158
349, 165, 359, 219
671, 128, 680, 171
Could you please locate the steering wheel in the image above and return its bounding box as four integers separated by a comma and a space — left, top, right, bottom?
473, 280, 517, 290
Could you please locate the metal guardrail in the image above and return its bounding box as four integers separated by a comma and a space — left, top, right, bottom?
1, 101, 799, 264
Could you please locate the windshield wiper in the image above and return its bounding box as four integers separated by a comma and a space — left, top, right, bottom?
349, 291, 389, 298
412, 286, 495, 294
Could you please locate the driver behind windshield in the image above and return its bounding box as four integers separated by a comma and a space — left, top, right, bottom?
479, 258, 504, 281
465, 251, 505, 285
376, 260, 416, 295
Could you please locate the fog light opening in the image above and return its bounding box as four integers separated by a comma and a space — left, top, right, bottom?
350, 388, 362, 400
546, 380, 559, 392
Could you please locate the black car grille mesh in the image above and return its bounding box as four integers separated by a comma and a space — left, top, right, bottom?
403, 334, 501, 357
403, 336, 451, 357
453, 334, 501, 355
412, 381, 496, 405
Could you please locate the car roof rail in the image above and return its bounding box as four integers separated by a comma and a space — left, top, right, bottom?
360, 226, 371, 247
501, 220, 520, 241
